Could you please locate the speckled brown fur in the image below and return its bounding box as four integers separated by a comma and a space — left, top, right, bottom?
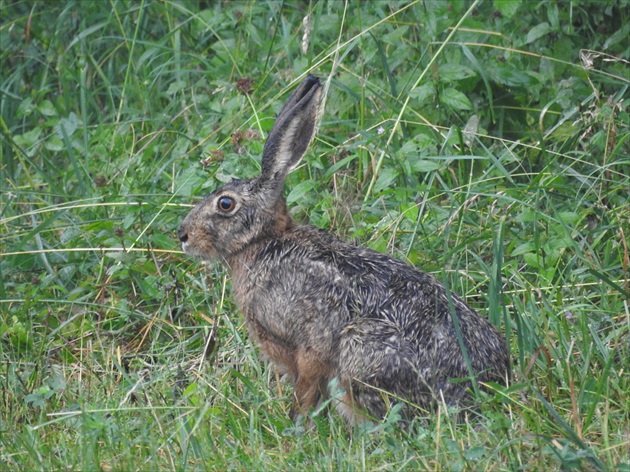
178, 76, 510, 424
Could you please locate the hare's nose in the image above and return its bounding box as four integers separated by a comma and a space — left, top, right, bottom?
178, 226, 188, 243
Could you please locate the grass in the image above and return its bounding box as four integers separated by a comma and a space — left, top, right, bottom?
1, 0, 629, 470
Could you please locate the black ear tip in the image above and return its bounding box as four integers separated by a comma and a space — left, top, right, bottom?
305, 74, 320, 86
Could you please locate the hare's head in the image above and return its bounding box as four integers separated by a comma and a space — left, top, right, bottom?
178, 75, 322, 261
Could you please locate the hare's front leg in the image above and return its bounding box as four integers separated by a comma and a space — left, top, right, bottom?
289, 349, 332, 421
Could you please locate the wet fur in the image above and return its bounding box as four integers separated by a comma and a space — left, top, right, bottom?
179, 76, 510, 423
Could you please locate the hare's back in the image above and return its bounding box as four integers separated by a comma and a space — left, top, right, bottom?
280, 226, 508, 374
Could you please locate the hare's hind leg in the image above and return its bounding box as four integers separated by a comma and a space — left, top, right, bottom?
289, 349, 333, 421
335, 318, 428, 422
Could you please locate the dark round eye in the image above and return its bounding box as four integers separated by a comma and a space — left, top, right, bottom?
217, 196, 236, 212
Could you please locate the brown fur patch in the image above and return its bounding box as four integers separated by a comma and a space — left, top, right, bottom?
290, 349, 332, 418
260, 340, 297, 378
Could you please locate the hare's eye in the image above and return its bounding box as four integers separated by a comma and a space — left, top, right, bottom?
217, 196, 236, 212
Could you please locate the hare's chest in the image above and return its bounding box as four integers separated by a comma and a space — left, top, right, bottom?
243, 315, 298, 377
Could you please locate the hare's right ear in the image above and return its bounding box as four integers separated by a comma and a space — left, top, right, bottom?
259, 75, 322, 194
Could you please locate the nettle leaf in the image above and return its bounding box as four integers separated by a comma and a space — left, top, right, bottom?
57, 112, 81, 138
438, 63, 476, 82
440, 88, 472, 111
166, 80, 187, 96
604, 22, 630, 49
410, 159, 441, 172
557, 211, 580, 226
465, 446, 487, 461
401, 203, 419, 223
176, 166, 206, 197
398, 137, 441, 172
489, 64, 537, 87
45, 135, 64, 151
381, 25, 409, 45
287, 179, 316, 204
523, 252, 542, 269
512, 241, 536, 256
17, 97, 36, 118
400, 140, 418, 156
493, 0, 522, 18
47, 368, 67, 393
413, 133, 435, 150
13, 127, 42, 149
409, 84, 435, 104
38, 100, 58, 117
25, 386, 53, 408
172, 137, 191, 159
525, 22, 551, 45
374, 167, 399, 194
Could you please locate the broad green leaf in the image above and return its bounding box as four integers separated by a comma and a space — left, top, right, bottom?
410, 159, 441, 172
373, 167, 399, 194
525, 22, 551, 45
401, 203, 419, 223
489, 64, 537, 87
38, 100, 58, 117
494, 0, 522, 18
381, 25, 409, 45
16, 97, 36, 118
287, 179, 316, 204
515, 211, 536, 223
604, 22, 630, 49
172, 137, 191, 159
409, 84, 435, 103
440, 88, 472, 110
512, 241, 536, 256
167, 80, 187, 96
176, 166, 205, 197
557, 211, 580, 225
45, 135, 64, 151
438, 63, 476, 82
13, 127, 42, 148
523, 252, 542, 269
413, 133, 435, 150
465, 446, 487, 461
400, 140, 418, 156
58, 113, 80, 138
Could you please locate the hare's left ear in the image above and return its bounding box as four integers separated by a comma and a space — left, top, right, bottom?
260, 75, 322, 189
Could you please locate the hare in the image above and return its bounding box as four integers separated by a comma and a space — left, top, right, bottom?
178, 75, 510, 424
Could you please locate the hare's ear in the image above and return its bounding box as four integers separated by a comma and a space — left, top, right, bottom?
260, 75, 321, 190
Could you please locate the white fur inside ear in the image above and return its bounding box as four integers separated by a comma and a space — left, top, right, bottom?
262, 105, 318, 179
275, 119, 309, 173
260, 77, 321, 184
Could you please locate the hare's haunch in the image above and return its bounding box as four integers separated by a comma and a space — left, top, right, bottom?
179, 75, 510, 423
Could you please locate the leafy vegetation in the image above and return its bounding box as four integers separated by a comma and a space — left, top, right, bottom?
1, 0, 628, 470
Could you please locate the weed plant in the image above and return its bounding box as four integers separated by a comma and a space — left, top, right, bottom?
1, 1, 628, 470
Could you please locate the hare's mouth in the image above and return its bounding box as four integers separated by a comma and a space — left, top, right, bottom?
178, 225, 198, 256
179, 234, 219, 261
181, 239, 199, 257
